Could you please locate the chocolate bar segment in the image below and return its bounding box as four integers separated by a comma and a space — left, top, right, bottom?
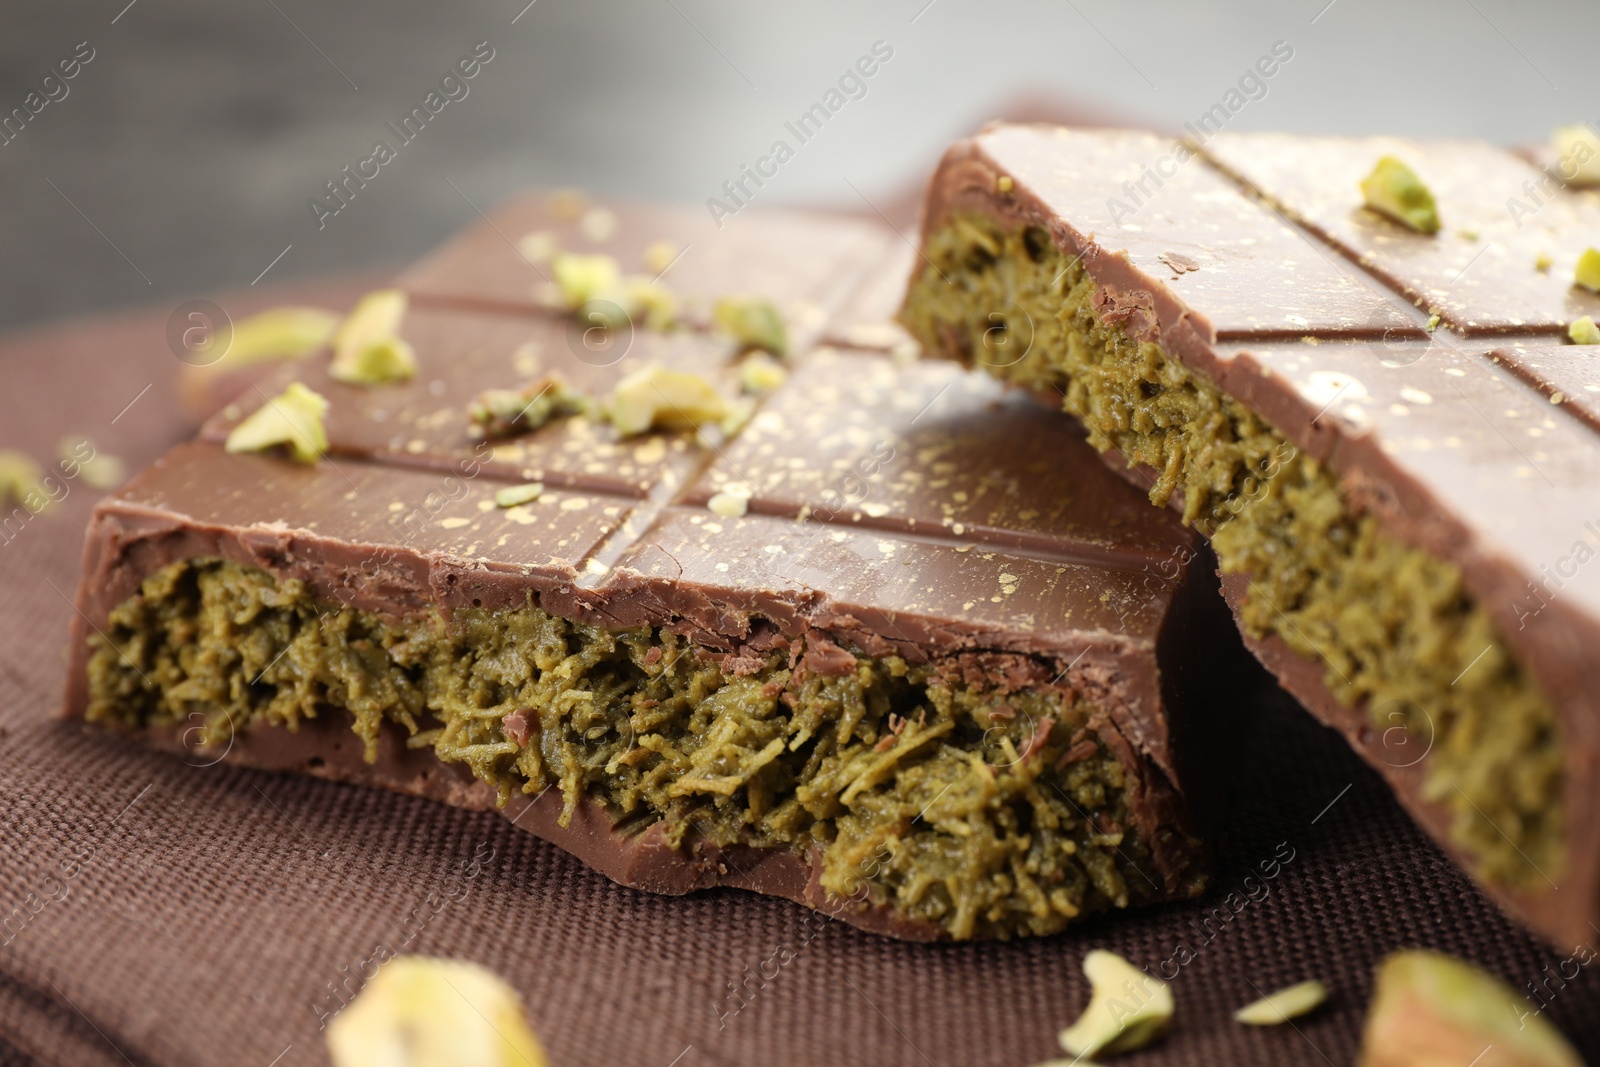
1488, 341, 1600, 433
900, 123, 1600, 946
1204, 132, 1600, 336
66, 215, 1243, 939
397, 191, 888, 348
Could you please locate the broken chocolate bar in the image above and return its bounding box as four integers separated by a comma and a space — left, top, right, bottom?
900, 124, 1600, 946
62, 197, 1244, 941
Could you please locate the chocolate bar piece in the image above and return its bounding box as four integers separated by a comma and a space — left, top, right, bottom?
63, 197, 1244, 941
900, 124, 1600, 946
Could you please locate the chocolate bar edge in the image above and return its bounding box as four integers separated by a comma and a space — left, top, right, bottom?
905, 128, 1600, 947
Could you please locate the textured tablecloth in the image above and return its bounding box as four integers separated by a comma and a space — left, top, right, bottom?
1, 276, 1596, 1067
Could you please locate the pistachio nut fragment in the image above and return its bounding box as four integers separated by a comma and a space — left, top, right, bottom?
224, 382, 329, 464
1574, 247, 1600, 293
329, 289, 416, 385
469, 374, 591, 439
738, 353, 788, 395
552, 252, 623, 310
608, 365, 728, 437
1568, 315, 1600, 345
1057, 950, 1173, 1058
1360, 156, 1441, 235
326, 955, 548, 1067
1359, 951, 1582, 1067
494, 482, 544, 508
227, 306, 340, 368
713, 295, 788, 356
1234, 980, 1327, 1025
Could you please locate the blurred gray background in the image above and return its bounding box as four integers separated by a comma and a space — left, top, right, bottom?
0, 0, 1594, 331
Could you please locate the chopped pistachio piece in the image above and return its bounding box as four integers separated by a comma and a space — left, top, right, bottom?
624, 276, 678, 330
707, 489, 750, 518
326, 955, 548, 1067
222, 306, 340, 369
1058, 950, 1173, 1059
517, 230, 558, 264
1574, 247, 1600, 293
643, 239, 680, 274
997, 174, 1015, 193
1234, 980, 1327, 1026
224, 382, 330, 464
494, 482, 544, 508
336, 336, 419, 386
1425, 313, 1441, 331
1359, 156, 1441, 235
0, 450, 45, 510
713, 295, 788, 356
1536, 252, 1554, 272
1553, 124, 1600, 186
608, 365, 728, 437
329, 289, 416, 385
1360, 951, 1581, 1067
738, 353, 788, 395
552, 252, 623, 310
469, 374, 590, 439
1569, 315, 1600, 345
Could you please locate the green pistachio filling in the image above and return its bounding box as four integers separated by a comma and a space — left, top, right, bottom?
901, 215, 1563, 888
85, 558, 1203, 940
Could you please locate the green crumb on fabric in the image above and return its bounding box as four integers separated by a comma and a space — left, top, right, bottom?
494, 482, 544, 508
470, 375, 591, 440
1574, 247, 1600, 293
327, 956, 549, 1067
901, 213, 1565, 890
1568, 316, 1600, 345
713, 296, 788, 356
85, 557, 1197, 940
1359, 156, 1441, 235
1234, 980, 1328, 1026
224, 382, 330, 464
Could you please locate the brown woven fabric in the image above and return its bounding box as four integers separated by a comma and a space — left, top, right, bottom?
2, 289, 1597, 1067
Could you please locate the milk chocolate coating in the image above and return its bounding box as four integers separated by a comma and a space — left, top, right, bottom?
64, 199, 1244, 936
910, 123, 1600, 946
